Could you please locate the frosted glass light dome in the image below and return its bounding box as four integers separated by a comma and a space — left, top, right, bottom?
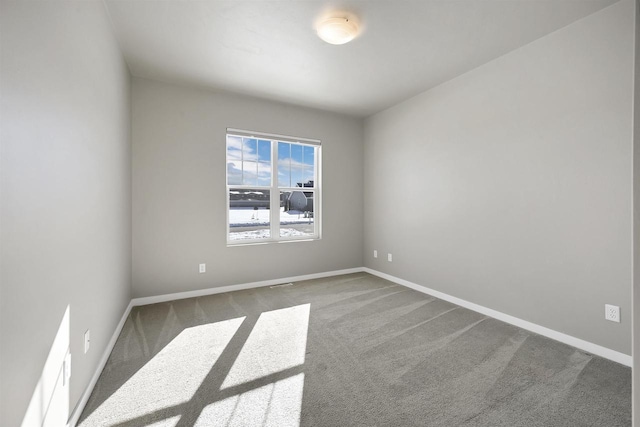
317, 17, 359, 45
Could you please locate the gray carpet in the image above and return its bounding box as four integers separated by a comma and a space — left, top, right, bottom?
78, 272, 631, 426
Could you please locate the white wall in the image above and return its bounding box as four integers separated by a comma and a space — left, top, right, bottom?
364, 0, 634, 354
131, 78, 363, 298
0, 2, 131, 426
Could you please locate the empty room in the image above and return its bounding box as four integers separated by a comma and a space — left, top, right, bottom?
2, 0, 640, 426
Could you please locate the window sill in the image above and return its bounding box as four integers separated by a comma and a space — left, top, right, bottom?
227, 237, 320, 247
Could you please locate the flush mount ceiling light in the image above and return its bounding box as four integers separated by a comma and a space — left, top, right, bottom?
316, 16, 359, 45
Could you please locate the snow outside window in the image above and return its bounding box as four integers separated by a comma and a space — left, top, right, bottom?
226, 131, 321, 244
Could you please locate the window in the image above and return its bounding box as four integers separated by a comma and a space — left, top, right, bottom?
226, 129, 321, 244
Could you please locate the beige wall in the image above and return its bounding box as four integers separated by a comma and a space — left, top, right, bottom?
0, 2, 131, 426
131, 78, 364, 298
364, 0, 634, 354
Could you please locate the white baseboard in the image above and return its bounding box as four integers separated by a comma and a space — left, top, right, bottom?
363, 267, 632, 367
67, 299, 134, 427
130, 267, 364, 307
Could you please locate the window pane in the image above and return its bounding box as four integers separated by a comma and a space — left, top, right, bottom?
257, 162, 271, 186
280, 190, 315, 238
256, 139, 271, 186
302, 166, 314, 186
258, 140, 271, 162
278, 142, 291, 187
290, 144, 303, 187
291, 166, 303, 188
242, 161, 258, 186
302, 146, 315, 186
229, 189, 271, 241
290, 144, 303, 164
227, 136, 243, 185
242, 138, 258, 185
243, 138, 257, 160
302, 146, 314, 166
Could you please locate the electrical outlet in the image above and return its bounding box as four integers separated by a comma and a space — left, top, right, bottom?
373, 250, 377, 258
605, 304, 620, 323
388, 253, 392, 262
84, 330, 90, 354
199, 263, 206, 273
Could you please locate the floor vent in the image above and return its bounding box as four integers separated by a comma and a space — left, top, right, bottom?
270, 282, 294, 288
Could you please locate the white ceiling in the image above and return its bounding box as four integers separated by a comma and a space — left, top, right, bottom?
104, 0, 618, 117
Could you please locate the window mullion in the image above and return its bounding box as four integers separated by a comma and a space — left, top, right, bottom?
240, 137, 244, 185
315, 146, 320, 238
271, 140, 280, 240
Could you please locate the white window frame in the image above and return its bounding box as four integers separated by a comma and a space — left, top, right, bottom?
226, 128, 322, 245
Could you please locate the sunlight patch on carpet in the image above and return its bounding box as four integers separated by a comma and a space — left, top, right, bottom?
195, 373, 305, 427
221, 304, 310, 388
80, 317, 245, 426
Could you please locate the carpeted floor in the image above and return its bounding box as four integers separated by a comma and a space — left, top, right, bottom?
78, 272, 631, 426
